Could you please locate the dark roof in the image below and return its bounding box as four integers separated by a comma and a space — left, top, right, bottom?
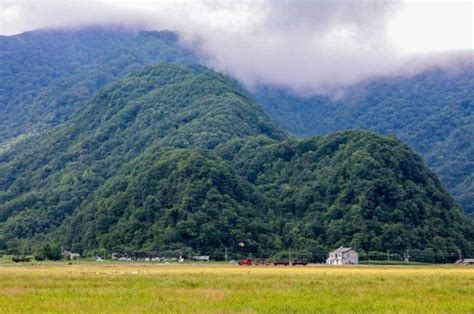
332, 247, 356, 253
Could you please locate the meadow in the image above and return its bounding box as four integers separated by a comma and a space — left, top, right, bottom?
0, 263, 472, 313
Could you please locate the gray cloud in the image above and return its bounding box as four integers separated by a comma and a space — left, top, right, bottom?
1, 0, 472, 94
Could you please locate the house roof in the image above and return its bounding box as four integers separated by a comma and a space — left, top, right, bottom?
332, 247, 355, 253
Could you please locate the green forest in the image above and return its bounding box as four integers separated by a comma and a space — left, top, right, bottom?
0, 28, 192, 144
255, 69, 474, 216
1, 63, 472, 262
1, 28, 472, 220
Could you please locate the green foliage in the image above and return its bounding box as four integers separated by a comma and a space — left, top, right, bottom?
1, 27, 471, 223
255, 68, 474, 216
37, 244, 62, 261
0, 62, 472, 262
0, 27, 193, 145
217, 132, 474, 261
0, 63, 283, 255
60, 148, 272, 257
11, 255, 31, 263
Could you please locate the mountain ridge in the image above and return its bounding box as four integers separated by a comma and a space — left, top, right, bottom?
1, 28, 471, 218
1, 62, 472, 261
255, 67, 474, 216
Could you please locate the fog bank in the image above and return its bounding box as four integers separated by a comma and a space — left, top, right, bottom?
1, 0, 472, 94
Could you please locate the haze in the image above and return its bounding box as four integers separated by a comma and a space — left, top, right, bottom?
1, 0, 472, 93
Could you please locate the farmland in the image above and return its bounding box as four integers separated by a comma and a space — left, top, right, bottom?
0, 263, 472, 313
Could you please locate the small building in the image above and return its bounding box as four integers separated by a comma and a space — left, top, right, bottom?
192, 255, 210, 262
455, 258, 474, 265
326, 247, 358, 265
62, 250, 81, 260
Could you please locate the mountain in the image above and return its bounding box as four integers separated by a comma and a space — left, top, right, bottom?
0, 27, 193, 146
1, 63, 472, 261
57, 147, 271, 256
255, 67, 474, 216
0, 63, 284, 252
2, 28, 472, 220
217, 132, 473, 259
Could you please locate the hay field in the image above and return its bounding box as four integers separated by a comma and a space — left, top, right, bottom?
0, 263, 472, 313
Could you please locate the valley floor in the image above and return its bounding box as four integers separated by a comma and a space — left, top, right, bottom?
0, 263, 472, 313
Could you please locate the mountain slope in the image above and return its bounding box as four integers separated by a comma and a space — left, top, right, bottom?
255, 67, 474, 216
218, 132, 473, 257
0, 63, 284, 250
2, 28, 472, 221
0, 27, 193, 145
55, 131, 474, 260
0, 63, 472, 260
57, 148, 272, 257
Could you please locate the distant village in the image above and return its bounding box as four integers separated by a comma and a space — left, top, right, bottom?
58, 246, 474, 266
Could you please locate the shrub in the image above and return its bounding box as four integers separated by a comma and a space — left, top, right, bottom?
39, 244, 62, 261
12, 255, 31, 263
34, 255, 45, 261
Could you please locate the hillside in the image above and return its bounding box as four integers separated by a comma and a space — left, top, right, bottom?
217, 132, 473, 258
57, 148, 271, 257
0, 27, 193, 145
0, 63, 284, 252
1, 63, 472, 260
255, 68, 474, 216
2, 28, 472, 220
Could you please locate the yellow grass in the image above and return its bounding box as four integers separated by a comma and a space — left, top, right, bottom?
0, 263, 472, 313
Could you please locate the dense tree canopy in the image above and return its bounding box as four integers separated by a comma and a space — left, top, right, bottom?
0, 27, 193, 145
255, 68, 474, 216
2, 28, 471, 221
1, 63, 472, 261
218, 132, 473, 258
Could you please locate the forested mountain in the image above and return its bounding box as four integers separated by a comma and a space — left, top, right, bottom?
0, 63, 283, 249
255, 67, 474, 216
1, 63, 472, 261
2, 28, 472, 220
217, 132, 473, 258
0, 27, 192, 146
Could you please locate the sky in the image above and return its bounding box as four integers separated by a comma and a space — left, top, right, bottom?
1, 0, 472, 93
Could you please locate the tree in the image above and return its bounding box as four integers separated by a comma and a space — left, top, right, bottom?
39, 244, 62, 261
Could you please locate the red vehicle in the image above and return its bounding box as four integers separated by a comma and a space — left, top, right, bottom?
238, 259, 253, 266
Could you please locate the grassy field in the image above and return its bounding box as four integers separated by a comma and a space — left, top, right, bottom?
0, 263, 472, 313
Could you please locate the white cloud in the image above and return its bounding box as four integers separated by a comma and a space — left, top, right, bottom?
0, 0, 472, 94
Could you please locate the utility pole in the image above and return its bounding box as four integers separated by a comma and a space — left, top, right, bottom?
225, 247, 228, 263
387, 250, 390, 262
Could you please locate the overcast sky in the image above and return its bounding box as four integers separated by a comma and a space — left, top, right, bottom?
1, 0, 472, 93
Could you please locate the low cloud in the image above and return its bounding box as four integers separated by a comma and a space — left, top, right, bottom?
1, 0, 472, 94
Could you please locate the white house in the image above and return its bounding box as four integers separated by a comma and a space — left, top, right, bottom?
62, 250, 81, 260
455, 258, 474, 265
326, 247, 358, 265
192, 255, 210, 262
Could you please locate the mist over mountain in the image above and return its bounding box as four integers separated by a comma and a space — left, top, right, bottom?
0, 28, 472, 222
255, 67, 474, 216
2, 1, 472, 93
